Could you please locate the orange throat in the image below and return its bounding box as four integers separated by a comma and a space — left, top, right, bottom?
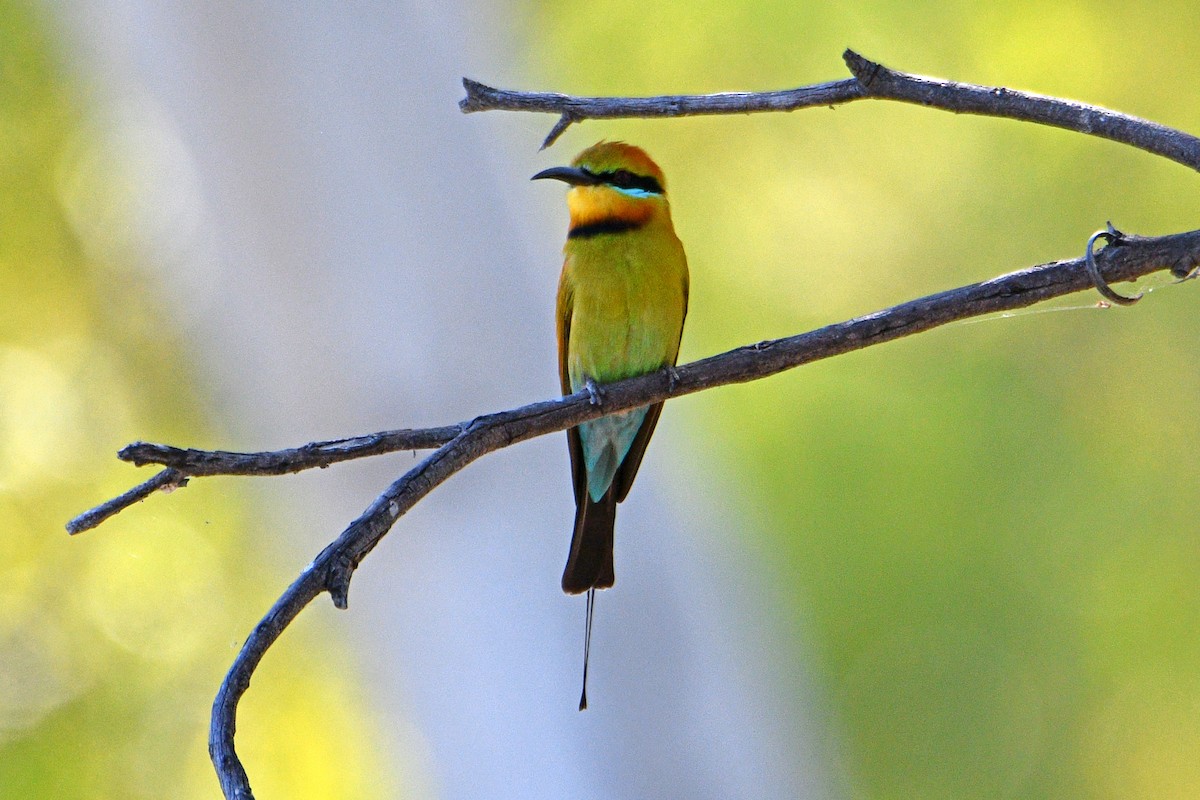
567, 185, 656, 234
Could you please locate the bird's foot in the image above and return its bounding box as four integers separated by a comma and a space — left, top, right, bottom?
584, 377, 604, 406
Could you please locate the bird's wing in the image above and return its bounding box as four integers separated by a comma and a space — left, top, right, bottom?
614, 265, 688, 503
613, 401, 663, 503
557, 269, 587, 506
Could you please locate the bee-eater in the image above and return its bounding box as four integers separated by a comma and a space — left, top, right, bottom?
533, 142, 689, 706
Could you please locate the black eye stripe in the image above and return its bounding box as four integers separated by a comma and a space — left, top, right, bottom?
581, 168, 664, 195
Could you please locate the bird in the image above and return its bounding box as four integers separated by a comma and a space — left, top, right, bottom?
533, 141, 689, 708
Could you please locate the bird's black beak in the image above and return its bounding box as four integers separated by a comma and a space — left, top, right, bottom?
531, 166, 601, 186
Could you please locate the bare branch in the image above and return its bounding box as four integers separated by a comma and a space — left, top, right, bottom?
460, 74, 864, 147
118, 424, 464, 476
842, 52, 1200, 172
461, 74, 862, 146
458, 76, 861, 117
66, 468, 187, 534
541, 113, 577, 149
75, 228, 1196, 537
462, 50, 1200, 172
201, 228, 1200, 798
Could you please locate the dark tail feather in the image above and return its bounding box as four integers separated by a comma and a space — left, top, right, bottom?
561, 487, 617, 594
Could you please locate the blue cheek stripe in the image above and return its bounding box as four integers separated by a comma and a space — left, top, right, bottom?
612, 186, 659, 199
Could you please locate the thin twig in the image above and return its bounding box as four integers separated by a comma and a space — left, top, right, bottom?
461, 50, 1200, 169
68, 429, 461, 535
205, 228, 1200, 798
118, 424, 464, 476
66, 468, 186, 534
462, 76, 863, 148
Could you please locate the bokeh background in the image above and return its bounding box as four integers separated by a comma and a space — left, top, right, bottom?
5, 1, 1200, 797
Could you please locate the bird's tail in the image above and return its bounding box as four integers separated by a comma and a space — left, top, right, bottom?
561, 487, 617, 594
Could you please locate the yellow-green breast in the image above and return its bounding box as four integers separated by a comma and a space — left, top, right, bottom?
562, 215, 688, 391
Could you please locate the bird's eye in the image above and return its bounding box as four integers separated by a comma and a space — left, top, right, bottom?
599, 169, 662, 195
610, 170, 634, 188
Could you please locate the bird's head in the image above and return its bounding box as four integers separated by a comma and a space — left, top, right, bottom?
532, 141, 669, 233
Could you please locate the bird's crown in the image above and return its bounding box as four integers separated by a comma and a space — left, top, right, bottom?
572, 141, 666, 196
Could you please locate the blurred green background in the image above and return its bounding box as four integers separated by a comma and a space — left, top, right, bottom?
535, 1, 1200, 797
6, 0, 1200, 797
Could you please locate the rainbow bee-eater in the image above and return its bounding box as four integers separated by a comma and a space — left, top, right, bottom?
534, 142, 689, 706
